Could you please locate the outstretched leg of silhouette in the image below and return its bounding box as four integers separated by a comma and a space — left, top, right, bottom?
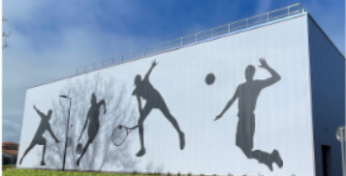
76, 139, 92, 166
37, 137, 47, 165
137, 103, 153, 157
20, 136, 47, 165
35, 137, 47, 165
20, 142, 36, 165
236, 114, 283, 171
76, 124, 98, 166
158, 102, 185, 150
41, 144, 47, 165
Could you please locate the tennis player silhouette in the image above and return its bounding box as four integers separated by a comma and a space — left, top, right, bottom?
19, 105, 59, 166
133, 60, 185, 157
214, 58, 283, 171
76, 93, 106, 166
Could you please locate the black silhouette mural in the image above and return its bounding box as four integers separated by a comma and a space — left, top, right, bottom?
214, 58, 283, 171
76, 93, 107, 166
133, 60, 185, 157
19, 105, 59, 166
43, 75, 139, 171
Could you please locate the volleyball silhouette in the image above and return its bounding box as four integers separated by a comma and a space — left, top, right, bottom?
205, 73, 215, 85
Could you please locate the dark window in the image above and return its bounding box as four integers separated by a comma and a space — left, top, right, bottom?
322, 145, 331, 176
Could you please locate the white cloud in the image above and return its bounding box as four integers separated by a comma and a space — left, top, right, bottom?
2, 118, 22, 142
3, 0, 47, 25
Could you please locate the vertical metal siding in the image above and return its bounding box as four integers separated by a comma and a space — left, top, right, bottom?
308, 15, 345, 176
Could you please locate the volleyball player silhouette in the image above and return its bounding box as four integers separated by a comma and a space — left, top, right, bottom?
19, 105, 59, 166
215, 58, 283, 171
76, 93, 106, 166
133, 60, 185, 157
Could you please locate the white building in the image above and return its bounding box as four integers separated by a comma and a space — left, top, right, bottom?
17, 4, 344, 176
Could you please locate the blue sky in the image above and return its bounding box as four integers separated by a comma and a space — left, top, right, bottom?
2, 0, 345, 143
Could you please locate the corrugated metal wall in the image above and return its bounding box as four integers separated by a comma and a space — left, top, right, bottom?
308, 15, 345, 176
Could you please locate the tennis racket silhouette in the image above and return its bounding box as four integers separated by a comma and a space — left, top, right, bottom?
112, 125, 138, 146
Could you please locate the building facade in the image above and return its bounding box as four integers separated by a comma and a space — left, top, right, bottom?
17, 4, 344, 176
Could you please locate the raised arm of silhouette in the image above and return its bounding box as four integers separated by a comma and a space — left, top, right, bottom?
214, 87, 239, 121
133, 60, 185, 157
20, 105, 57, 166
144, 60, 158, 81
97, 99, 107, 114
257, 58, 281, 88
34, 105, 45, 119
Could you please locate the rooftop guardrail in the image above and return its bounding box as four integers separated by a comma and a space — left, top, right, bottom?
76, 3, 305, 74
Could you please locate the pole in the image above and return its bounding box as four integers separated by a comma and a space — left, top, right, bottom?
62, 98, 71, 171
341, 130, 346, 176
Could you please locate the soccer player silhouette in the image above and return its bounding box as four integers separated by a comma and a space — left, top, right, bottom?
133, 60, 185, 157
214, 58, 283, 171
19, 105, 59, 166
76, 93, 106, 166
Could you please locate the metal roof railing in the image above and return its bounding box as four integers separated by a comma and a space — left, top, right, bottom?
76, 3, 305, 74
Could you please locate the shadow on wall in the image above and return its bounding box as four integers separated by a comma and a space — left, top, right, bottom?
44, 73, 138, 171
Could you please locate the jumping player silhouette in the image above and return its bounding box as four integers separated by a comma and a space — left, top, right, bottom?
214, 58, 283, 171
133, 60, 185, 157
76, 93, 106, 166
19, 105, 59, 166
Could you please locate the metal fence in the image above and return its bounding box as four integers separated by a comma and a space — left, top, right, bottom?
76, 3, 305, 74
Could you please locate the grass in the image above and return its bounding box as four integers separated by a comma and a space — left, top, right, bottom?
2, 169, 162, 176
2, 165, 16, 170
